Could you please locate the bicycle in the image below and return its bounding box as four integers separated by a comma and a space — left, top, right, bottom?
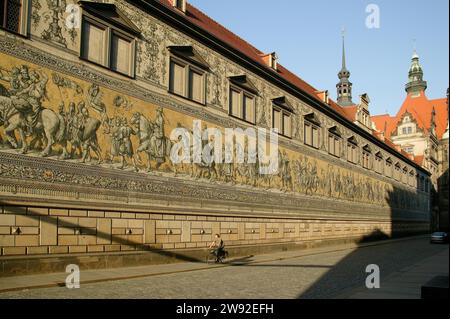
205, 248, 228, 264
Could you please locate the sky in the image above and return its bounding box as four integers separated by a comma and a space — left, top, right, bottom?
188, 0, 449, 116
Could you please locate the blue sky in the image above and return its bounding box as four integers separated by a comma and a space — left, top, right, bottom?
188, 0, 449, 116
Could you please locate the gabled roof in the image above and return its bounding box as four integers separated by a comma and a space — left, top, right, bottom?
372, 91, 448, 139
229, 75, 259, 95
372, 114, 396, 136
414, 155, 425, 166
79, 1, 141, 35
168, 46, 210, 70
272, 96, 294, 113
341, 105, 358, 122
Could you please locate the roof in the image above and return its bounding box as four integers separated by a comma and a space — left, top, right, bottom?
155, 0, 430, 171
341, 105, 358, 122
159, 0, 332, 105
372, 91, 448, 140
413, 155, 425, 166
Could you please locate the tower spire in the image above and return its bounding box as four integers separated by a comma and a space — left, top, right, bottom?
342, 28, 347, 70
337, 27, 353, 106
405, 46, 427, 96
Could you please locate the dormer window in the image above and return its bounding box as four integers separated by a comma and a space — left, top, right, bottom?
270, 53, 278, 70
172, 0, 186, 12
261, 52, 278, 71
0, 0, 29, 36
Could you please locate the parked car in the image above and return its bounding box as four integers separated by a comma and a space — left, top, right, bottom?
430, 232, 449, 244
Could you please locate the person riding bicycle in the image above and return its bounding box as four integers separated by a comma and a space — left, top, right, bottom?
209, 234, 225, 263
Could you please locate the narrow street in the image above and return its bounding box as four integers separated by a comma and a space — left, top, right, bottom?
0, 237, 447, 299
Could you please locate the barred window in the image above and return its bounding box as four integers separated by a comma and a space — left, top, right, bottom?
0, 0, 27, 35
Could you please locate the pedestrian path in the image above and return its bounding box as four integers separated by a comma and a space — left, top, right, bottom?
0, 235, 427, 293
342, 246, 449, 299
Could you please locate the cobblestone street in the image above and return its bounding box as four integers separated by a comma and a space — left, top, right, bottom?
0, 237, 447, 299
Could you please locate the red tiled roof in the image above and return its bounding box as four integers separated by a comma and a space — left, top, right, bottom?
413, 155, 425, 166
157, 0, 430, 167
372, 91, 448, 139
159, 0, 338, 107
341, 105, 358, 122
371, 114, 396, 136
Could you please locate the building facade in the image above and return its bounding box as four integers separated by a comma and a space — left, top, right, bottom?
0, 0, 431, 274
371, 53, 449, 231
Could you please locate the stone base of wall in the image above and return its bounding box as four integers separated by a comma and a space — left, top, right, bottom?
0, 204, 429, 276
0, 231, 428, 277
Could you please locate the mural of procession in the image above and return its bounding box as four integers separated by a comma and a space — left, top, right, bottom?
0, 61, 424, 211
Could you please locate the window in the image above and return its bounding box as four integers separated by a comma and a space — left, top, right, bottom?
420, 176, 425, 191
173, 0, 186, 12
82, 21, 107, 65
362, 146, 371, 169
271, 97, 293, 138
169, 60, 186, 96
394, 163, 401, 181
229, 86, 255, 124
0, 0, 28, 35
168, 50, 207, 104
304, 120, 320, 149
328, 127, 341, 158
347, 138, 358, 164
403, 145, 414, 154
375, 152, 383, 174
402, 126, 413, 135
272, 107, 292, 137
386, 158, 393, 178
227, 75, 258, 124
111, 32, 133, 75
80, 3, 139, 77
402, 167, 408, 184
409, 171, 415, 187
188, 69, 204, 102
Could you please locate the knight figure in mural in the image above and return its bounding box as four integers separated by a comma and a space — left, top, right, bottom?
151, 106, 166, 167
117, 118, 138, 171
1, 66, 48, 136
279, 150, 293, 192
130, 107, 172, 173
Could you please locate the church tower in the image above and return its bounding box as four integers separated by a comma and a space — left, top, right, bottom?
336, 31, 353, 106
405, 50, 427, 96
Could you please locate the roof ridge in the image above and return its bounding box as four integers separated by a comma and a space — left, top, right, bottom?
185, 2, 264, 56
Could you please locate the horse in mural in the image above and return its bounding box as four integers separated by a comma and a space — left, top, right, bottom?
0, 95, 68, 157
130, 112, 172, 172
